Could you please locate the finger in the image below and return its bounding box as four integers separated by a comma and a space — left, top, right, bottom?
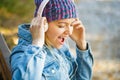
72, 19, 84, 29
72, 19, 82, 27
76, 24, 83, 29
72, 21, 81, 29
41, 17, 46, 24
30, 17, 47, 32
36, 17, 47, 30
30, 18, 36, 28
34, 17, 43, 26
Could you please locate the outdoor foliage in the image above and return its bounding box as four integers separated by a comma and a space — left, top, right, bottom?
0, 0, 35, 49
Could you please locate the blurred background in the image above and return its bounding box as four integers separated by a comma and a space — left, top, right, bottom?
0, 0, 120, 80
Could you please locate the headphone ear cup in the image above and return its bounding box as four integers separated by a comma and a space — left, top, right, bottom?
43, 17, 48, 32
44, 22, 48, 32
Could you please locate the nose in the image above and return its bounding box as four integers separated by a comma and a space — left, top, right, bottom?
64, 26, 73, 35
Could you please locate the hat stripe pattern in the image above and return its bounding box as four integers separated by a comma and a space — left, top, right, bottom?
34, 0, 77, 22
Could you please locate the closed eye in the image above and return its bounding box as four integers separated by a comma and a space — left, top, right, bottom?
58, 25, 65, 28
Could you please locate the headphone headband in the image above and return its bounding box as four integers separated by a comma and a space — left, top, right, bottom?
37, 0, 49, 17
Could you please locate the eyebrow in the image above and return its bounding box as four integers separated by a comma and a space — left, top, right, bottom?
58, 22, 67, 24
58, 21, 74, 25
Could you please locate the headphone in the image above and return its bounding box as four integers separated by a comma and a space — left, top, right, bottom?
37, 0, 49, 32
37, 0, 49, 17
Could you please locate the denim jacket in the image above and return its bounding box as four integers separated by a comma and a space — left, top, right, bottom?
10, 24, 93, 80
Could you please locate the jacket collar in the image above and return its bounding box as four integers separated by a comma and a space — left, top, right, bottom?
18, 24, 32, 43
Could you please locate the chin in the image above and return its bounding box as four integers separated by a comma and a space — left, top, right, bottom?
54, 45, 63, 49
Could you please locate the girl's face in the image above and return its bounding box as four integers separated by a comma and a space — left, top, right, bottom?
45, 18, 75, 49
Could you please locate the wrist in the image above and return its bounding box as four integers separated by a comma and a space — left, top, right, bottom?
32, 40, 44, 48
76, 40, 87, 50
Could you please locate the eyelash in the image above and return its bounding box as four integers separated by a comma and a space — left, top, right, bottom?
58, 25, 65, 28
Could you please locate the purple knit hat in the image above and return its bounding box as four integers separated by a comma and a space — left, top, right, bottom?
34, 0, 77, 22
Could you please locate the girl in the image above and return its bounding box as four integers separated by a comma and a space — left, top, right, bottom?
10, 0, 93, 80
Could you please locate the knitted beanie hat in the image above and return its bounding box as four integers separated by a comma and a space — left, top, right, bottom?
34, 0, 77, 22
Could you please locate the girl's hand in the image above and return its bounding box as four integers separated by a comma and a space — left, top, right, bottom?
30, 17, 48, 48
70, 18, 87, 50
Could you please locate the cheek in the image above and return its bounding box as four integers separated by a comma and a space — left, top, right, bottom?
46, 28, 63, 39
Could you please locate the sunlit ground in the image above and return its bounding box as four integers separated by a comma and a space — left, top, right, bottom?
93, 59, 120, 80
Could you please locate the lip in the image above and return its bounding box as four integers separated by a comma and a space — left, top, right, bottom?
57, 37, 65, 45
